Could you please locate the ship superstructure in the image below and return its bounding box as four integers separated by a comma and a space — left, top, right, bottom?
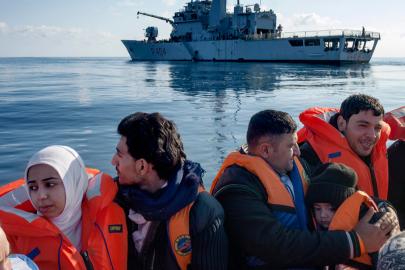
122, 0, 380, 64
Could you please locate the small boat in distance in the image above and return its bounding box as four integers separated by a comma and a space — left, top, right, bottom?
122, 0, 380, 64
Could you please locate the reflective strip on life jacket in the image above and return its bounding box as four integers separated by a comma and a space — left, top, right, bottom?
329, 191, 377, 268
0, 185, 25, 207
167, 185, 206, 270
86, 172, 103, 201
0, 207, 39, 224
298, 107, 389, 199
0, 179, 36, 212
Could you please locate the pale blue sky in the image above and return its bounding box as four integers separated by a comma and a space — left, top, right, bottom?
1, 0, 404, 57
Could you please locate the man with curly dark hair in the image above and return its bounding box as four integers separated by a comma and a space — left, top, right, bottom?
299, 94, 389, 199
112, 112, 228, 270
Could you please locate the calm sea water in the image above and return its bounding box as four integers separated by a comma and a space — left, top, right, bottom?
1, 57, 405, 189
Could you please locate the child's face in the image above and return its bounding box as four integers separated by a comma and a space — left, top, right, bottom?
313, 203, 336, 229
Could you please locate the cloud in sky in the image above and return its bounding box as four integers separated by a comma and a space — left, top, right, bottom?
98, 30, 116, 39
160, 11, 172, 19
117, 0, 142, 6
276, 13, 284, 20
293, 13, 341, 27
162, 0, 177, 6
108, 6, 126, 17
14, 25, 63, 37
0, 23, 116, 44
0, 22, 8, 34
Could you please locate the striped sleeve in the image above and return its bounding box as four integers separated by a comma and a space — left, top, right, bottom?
346, 230, 363, 258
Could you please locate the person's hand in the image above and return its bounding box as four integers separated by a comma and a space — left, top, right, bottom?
383, 207, 400, 236
353, 207, 398, 253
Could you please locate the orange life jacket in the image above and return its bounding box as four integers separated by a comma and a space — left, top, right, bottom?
0, 168, 128, 270
210, 151, 310, 230
168, 185, 206, 270
298, 107, 390, 199
383, 106, 405, 141
210, 152, 309, 206
328, 191, 378, 270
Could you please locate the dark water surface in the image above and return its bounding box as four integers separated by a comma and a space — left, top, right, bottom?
1, 57, 405, 189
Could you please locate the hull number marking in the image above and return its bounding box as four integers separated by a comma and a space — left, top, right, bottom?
151, 47, 166, 56
347, 52, 367, 61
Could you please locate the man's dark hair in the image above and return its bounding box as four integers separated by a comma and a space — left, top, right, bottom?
117, 112, 186, 180
247, 110, 297, 150
340, 94, 384, 122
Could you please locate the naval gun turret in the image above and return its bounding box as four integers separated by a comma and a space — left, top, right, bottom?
144, 27, 158, 42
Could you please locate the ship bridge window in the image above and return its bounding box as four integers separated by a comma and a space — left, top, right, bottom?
364, 40, 375, 53
344, 38, 355, 51
324, 38, 340, 51
305, 39, 320, 46
354, 40, 365, 51
289, 40, 303, 47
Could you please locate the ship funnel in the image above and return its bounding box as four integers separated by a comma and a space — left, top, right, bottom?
209, 0, 226, 28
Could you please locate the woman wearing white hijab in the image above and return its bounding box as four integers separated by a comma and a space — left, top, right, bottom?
25, 145, 88, 251
0, 145, 128, 270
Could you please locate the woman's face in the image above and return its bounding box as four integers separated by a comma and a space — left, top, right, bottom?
27, 164, 66, 218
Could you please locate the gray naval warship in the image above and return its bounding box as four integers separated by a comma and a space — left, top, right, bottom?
122, 0, 380, 64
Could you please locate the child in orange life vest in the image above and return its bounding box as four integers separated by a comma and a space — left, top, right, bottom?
305, 163, 380, 270
304, 163, 357, 231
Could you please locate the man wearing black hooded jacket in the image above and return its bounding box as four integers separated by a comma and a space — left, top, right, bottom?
112, 112, 228, 270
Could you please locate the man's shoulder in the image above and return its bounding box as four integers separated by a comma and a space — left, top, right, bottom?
192, 191, 224, 218
188, 190, 225, 236
211, 164, 266, 197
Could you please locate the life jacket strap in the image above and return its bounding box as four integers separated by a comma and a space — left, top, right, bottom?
27, 247, 40, 260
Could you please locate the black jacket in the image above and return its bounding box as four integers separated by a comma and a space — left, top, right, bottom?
115, 182, 228, 270
387, 139, 405, 228
211, 149, 358, 270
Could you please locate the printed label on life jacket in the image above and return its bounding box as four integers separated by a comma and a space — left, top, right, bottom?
108, 224, 123, 233
302, 169, 310, 185
174, 234, 192, 256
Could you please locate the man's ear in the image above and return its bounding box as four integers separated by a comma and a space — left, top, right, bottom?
259, 142, 273, 159
137, 159, 150, 176
337, 115, 347, 132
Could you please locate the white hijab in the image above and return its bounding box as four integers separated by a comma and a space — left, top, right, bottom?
24, 145, 88, 251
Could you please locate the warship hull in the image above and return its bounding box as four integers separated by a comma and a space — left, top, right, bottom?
122, 36, 378, 64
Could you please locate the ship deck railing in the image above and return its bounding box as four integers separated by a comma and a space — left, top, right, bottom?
247, 29, 380, 41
